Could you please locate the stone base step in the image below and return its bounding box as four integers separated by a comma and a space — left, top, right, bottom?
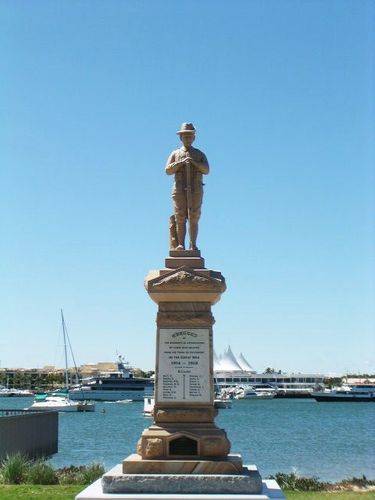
101, 464, 263, 495
76, 477, 284, 499
169, 250, 201, 258
165, 257, 205, 269
122, 454, 243, 474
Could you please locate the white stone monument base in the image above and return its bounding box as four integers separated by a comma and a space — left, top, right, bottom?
75, 465, 284, 500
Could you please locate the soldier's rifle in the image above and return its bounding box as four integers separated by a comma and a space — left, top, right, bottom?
185, 157, 193, 249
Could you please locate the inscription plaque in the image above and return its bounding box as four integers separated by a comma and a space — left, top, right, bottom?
157, 328, 211, 404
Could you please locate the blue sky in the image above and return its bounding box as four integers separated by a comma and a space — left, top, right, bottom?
1, 0, 374, 374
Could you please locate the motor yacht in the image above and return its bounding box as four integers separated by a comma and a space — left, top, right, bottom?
27, 392, 94, 412
0, 386, 33, 397
312, 384, 375, 402
69, 355, 153, 402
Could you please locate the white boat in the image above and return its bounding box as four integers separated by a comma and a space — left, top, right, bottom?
11, 388, 34, 397
27, 310, 95, 413
254, 389, 276, 400
0, 386, 14, 397
0, 386, 33, 397
312, 384, 375, 402
214, 397, 232, 409
234, 385, 275, 400
234, 386, 258, 399
28, 394, 80, 412
143, 396, 154, 416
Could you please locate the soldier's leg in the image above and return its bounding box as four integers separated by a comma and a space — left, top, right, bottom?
189, 192, 202, 251
169, 215, 178, 250
173, 193, 187, 250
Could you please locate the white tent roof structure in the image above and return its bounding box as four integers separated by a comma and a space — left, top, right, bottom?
215, 346, 243, 372
237, 352, 256, 373
214, 346, 256, 374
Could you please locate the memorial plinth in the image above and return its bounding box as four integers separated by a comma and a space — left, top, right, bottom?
124, 251, 233, 476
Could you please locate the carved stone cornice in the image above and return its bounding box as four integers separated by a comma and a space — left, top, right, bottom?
145, 266, 226, 305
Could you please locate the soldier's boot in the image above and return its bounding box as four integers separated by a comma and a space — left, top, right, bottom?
189, 221, 199, 251
176, 221, 186, 250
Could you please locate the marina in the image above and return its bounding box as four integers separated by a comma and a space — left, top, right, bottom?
1, 396, 373, 482
214, 347, 325, 398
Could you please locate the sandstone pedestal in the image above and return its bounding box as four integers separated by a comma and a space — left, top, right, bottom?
76, 251, 273, 498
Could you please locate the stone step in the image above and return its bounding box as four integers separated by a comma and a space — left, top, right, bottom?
101, 464, 264, 495
169, 250, 201, 258
76, 476, 285, 498
165, 257, 205, 269
122, 453, 243, 475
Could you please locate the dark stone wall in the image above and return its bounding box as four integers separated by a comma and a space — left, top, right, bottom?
0, 411, 58, 460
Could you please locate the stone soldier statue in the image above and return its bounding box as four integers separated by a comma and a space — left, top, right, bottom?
165, 123, 209, 251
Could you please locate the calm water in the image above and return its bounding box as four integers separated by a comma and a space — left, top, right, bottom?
2, 397, 374, 481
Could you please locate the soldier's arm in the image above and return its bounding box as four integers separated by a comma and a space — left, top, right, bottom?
194, 152, 209, 175
165, 152, 181, 175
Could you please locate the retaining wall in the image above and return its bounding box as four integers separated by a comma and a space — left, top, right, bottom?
0, 410, 58, 460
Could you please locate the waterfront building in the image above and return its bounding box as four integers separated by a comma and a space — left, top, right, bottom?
78, 362, 117, 377
214, 346, 325, 397
343, 376, 375, 386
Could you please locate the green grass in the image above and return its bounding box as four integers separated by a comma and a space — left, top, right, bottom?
0, 485, 84, 499
0, 486, 374, 499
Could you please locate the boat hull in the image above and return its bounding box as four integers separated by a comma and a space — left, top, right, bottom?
313, 395, 375, 402
275, 392, 313, 398
27, 404, 79, 412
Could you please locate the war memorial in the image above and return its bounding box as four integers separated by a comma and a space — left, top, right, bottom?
76, 124, 284, 499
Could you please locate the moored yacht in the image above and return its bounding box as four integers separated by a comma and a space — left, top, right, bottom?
0, 386, 33, 397
27, 392, 94, 412
28, 310, 95, 412
233, 385, 275, 400
69, 356, 153, 402
312, 384, 375, 402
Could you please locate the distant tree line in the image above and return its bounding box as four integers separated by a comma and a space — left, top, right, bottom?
0, 371, 65, 390
264, 367, 282, 374
0, 367, 155, 390
132, 368, 155, 379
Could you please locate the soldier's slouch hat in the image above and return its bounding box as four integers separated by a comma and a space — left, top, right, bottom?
177, 123, 196, 135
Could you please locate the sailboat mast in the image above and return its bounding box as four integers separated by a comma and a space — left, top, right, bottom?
61, 309, 69, 389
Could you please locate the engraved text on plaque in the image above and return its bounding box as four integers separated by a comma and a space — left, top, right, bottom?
157, 328, 211, 404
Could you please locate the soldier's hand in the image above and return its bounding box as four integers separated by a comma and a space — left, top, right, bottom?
185, 156, 196, 166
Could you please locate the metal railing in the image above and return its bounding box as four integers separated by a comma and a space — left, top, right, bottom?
0, 409, 52, 417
